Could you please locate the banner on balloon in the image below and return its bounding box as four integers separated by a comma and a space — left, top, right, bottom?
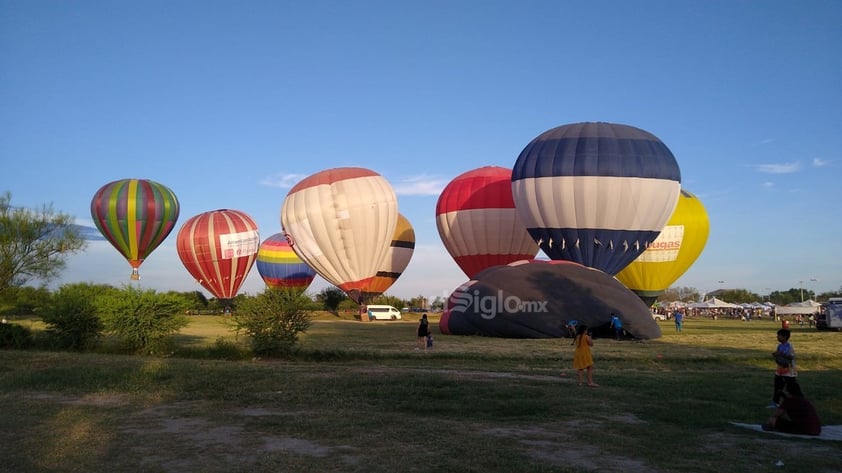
219, 230, 260, 259
635, 225, 684, 263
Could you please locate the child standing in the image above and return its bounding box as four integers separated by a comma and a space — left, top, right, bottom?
770, 328, 796, 408
573, 325, 598, 387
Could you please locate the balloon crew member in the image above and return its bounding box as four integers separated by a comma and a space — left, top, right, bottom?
609, 313, 624, 340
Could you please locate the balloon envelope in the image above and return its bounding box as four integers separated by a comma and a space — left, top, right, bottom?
90, 178, 180, 280
256, 233, 316, 292
281, 167, 398, 304
436, 166, 539, 278
511, 122, 681, 275
615, 189, 710, 305
359, 213, 415, 296
176, 209, 259, 300
439, 260, 660, 339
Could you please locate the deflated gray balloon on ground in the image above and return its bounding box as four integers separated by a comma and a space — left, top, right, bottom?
440, 260, 661, 339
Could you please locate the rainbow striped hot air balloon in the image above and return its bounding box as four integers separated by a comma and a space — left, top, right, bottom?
176, 209, 259, 300
90, 178, 180, 280
256, 233, 316, 292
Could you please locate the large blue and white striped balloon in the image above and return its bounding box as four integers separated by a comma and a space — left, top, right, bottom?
511, 122, 681, 276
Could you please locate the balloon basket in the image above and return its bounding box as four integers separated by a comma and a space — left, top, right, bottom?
131, 269, 140, 281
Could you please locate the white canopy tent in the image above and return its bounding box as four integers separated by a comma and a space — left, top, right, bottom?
775, 300, 821, 315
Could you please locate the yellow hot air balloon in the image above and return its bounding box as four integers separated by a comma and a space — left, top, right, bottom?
361, 213, 415, 296
615, 189, 710, 306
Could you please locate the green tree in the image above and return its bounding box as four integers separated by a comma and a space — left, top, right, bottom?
41, 283, 106, 350
96, 286, 189, 354
316, 287, 347, 314
660, 286, 700, 303
0, 192, 87, 294
232, 287, 313, 356
0, 285, 52, 315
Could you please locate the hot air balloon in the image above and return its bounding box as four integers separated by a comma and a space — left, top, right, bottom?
90, 178, 180, 280
615, 189, 710, 306
436, 166, 539, 279
281, 167, 398, 310
359, 213, 415, 296
176, 209, 259, 301
511, 122, 682, 276
439, 260, 660, 340
256, 233, 317, 292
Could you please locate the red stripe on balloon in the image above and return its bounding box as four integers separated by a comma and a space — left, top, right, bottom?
288, 167, 379, 193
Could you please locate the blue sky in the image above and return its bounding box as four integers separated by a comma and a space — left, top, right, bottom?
2, 0, 840, 301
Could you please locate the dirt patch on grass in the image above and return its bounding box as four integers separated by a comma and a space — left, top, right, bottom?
483, 422, 655, 473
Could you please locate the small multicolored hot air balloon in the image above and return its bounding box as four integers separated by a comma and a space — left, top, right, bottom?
90, 178, 180, 280
176, 209, 259, 300
512, 122, 682, 276
360, 213, 415, 296
281, 167, 398, 310
436, 166, 539, 278
256, 233, 316, 292
615, 189, 710, 306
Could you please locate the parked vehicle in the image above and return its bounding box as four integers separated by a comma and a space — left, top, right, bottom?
365, 305, 402, 321
817, 298, 842, 330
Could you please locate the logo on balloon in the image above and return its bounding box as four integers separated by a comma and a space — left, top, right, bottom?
450, 289, 548, 319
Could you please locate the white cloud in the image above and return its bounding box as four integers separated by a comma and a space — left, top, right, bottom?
762, 181, 774, 189
812, 158, 829, 167
754, 162, 800, 174
259, 173, 307, 188
391, 174, 447, 196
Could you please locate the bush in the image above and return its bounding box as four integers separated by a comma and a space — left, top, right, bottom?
0, 321, 34, 349
40, 283, 104, 351
232, 288, 313, 357
96, 286, 189, 354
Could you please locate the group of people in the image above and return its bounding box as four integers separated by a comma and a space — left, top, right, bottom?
562, 321, 822, 436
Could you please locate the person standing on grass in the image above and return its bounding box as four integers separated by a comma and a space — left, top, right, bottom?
416, 314, 429, 351
609, 313, 624, 340
674, 309, 684, 332
572, 325, 598, 387
770, 328, 796, 408
763, 378, 821, 435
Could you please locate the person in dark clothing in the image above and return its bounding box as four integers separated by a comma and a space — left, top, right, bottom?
416, 314, 429, 351
763, 378, 822, 436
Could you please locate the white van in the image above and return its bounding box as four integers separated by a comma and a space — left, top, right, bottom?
366, 305, 402, 321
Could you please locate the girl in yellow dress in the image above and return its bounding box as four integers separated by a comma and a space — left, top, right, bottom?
573, 325, 598, 387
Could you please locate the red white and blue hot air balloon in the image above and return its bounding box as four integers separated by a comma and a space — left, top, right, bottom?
511, 122, 681, 276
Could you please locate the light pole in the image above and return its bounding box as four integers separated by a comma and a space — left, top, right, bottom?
809, 278, 818, 301
764, 287, 771, 302
799, 280, 804, 302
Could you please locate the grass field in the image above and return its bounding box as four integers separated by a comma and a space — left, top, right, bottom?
1, 314, 841, 473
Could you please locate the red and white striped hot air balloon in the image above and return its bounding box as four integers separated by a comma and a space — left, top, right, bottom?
436, 166, 539, 279
281, 167, 398, 306
176, 209, 259, 300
